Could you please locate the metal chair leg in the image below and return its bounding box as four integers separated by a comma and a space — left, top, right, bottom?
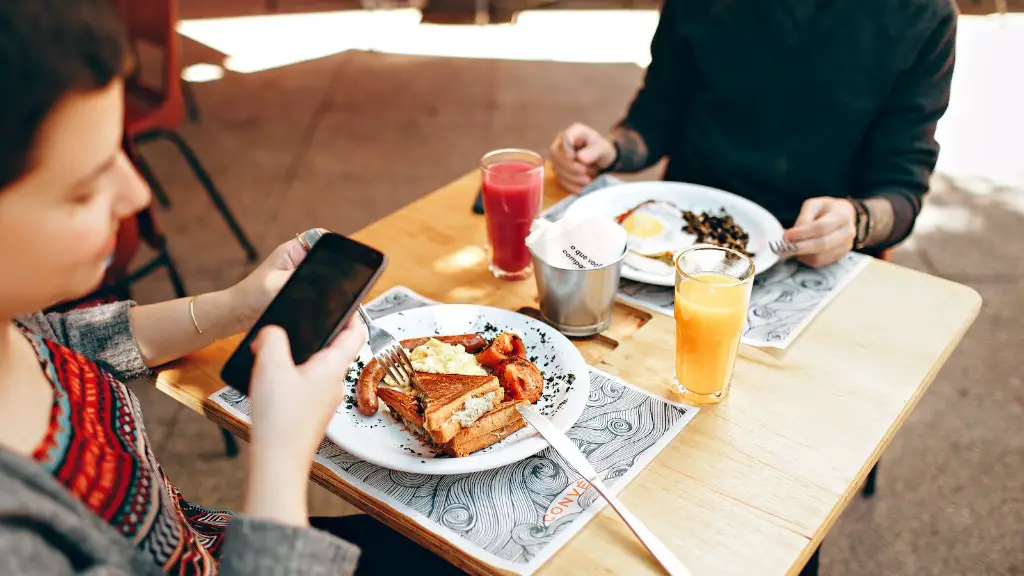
181, 80, 201, 123
221, 428, 240, 458
799, 547, 820, 576
862, 462, 879, 498
133, 148, 172, 208
146, 129, 259, 262
160, 250, 188, 299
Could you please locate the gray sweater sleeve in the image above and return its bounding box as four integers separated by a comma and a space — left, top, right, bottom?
1, 452, 362, 576
0, 523, 77, 576
18, 302, 149, 381
219, 517, 361, 576
0, 516, 361, 576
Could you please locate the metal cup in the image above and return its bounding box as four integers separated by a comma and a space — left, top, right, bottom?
529, 245, 626, 337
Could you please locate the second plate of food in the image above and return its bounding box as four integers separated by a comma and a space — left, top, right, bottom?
562, 181, 785, 286
327, 304, 590, 475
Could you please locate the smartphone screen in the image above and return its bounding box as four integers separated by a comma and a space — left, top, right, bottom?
220, 233, 386, 394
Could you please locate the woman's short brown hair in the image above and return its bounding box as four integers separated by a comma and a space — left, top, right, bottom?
0, 0, 130, 188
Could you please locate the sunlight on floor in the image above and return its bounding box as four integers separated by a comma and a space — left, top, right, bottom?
995, 187, 1024, 217
934, 14, 1024, 188
182, 62, 226, 82
177, 8, 658, 73
178, 10, 1023, 188
913, 203, 984, 236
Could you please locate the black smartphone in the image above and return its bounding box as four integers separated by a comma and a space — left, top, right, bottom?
220, 232, 386, 394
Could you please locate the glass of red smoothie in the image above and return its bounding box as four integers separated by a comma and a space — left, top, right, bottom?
480, 149, 544, 281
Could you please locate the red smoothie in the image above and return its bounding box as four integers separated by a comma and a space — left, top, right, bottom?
481, 159, 543, 279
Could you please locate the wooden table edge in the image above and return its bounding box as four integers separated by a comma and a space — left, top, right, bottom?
787, 281, 982, 575
148, 164, 987, 576
194, 390, 517, 575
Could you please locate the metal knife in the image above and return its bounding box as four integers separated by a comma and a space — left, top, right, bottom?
516, 404, 692, 576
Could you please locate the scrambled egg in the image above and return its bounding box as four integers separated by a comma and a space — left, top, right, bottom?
383, 338, 486, 389
409, 338, 487, 376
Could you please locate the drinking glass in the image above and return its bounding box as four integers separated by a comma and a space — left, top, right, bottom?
673, 245, 755, 405
480, 149, 544, 280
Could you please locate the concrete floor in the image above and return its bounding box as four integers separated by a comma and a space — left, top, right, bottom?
126, 2, 1023, 574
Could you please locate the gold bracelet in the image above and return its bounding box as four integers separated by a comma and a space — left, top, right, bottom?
189, 296, 203, 335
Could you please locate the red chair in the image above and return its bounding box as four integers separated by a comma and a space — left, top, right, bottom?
52, 135, 241, 458
116, 0, 258, 263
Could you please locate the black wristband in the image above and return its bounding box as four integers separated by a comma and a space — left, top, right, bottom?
849, 198, 870, 249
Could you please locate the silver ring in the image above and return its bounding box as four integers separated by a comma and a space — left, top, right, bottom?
296, 228, 325, 252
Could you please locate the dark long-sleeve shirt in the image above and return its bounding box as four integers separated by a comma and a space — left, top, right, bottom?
617, 0, 957, 248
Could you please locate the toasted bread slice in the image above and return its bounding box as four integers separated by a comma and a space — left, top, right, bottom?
377, 386, 422, 427
378, 386, 527, 457
425, 387, 505, 445
443, 401, 527, 457
416, 373, 502, 440
379, 374, 503, 446
377, 386, 433, 445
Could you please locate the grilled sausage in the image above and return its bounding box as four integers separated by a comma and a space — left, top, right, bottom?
398, 334, 486, 354
354, 334, 488, 415
355, 358, 387, 416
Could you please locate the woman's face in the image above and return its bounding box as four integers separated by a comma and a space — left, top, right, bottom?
0, 79, 151, 316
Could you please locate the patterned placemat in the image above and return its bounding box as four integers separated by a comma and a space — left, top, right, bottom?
209, 287, 698, 575
542, 176, 871, 350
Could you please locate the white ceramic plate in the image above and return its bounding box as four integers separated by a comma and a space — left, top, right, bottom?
563, 181, 785, 286
327, 305, 590, 475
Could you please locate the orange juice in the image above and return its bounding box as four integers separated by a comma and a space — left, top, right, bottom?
674, 271, 751, 402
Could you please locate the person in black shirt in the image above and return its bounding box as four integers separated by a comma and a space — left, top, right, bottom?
549, 0, 957, 267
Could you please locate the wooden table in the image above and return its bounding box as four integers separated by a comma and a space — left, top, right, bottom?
155, 167, 981, 576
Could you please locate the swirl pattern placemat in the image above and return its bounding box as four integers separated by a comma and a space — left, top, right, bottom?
543, 176, 871, 350
209, 287, 698, 574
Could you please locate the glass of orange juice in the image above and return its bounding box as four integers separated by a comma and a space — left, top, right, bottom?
673, 245, 755, 405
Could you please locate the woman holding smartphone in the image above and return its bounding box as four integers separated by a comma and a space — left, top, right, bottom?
0, 2, 457, 575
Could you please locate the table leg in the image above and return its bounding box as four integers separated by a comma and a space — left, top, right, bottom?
800, 547, 820, 576
221, 428, 239, 457
862, 462, 879, 498
181, 79, 200, 123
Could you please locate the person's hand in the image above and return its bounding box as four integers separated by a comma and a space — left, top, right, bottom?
248, 320, 365, 463
228, 229, 328, 333
243, 319, 366, 526
782, 197, 857, 268
548, 123, 617, 194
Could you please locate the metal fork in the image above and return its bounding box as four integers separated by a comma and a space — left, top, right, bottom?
769, 238, 798, 255
356, 304, 417, 388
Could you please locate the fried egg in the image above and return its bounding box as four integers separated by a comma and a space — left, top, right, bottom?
620, 201, 696, 257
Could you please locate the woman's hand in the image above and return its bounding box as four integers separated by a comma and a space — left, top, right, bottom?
129, 231, 329, 368
782, 197, 857, 268
243, 319, 367, 526
228, 230, 327, 334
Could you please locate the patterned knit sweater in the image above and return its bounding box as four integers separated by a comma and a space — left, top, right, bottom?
1, 302, 360, 575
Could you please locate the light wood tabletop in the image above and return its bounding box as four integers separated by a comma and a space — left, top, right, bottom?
154, 166, 982, 576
